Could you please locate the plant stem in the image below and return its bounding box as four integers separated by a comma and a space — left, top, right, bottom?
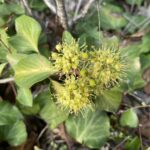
72, 0, 95, 24
0, 77, 14, 84
43, 0, 56, 14
55, 0, 69, 30
21, 0, 33, 15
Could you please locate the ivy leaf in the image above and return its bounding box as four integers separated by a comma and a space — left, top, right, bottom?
14, 54, 55, 87
0, 29, 10, 61
100, 3, 127, 30
65, 110, 110, 149
0, 121, 27, 146
62, 31, 74, 44
140, 32, 150, 53
0, 101, 23, 125
120, 108, 138, 128
7, 53, 27, 69
121, 57, 145, 92
0, 4, 10, 16
125, 0, 143, 5
96, 87, 122, 112
120, 44, 145, 91
17, 87, 33, 107
15, 15, 41, 52
140, 54, 150, 72
125, 136, 140, 150
8, 3, 25, 15
36, 90, 68, 129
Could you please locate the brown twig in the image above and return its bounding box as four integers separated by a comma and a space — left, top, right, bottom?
43, 0, 56, 14
71, 0, 95, 24
139, 125, 144, 150
55, 0, 69, 30
21, 0, 33, 15
0, 77, 14, 84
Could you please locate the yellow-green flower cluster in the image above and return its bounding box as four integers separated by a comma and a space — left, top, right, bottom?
88, 48, 124, 94
56, 75, 91, 113
51, 40, 124, 113
51, 40, 80, 73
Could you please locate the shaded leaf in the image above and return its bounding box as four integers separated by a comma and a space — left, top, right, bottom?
0, 121, 27, 146
125, 0, 143, 5
140, 54, 150, 72
140, 32, 150, 53
17, 87, 33, 107
0, 101, 23, 125
96, 87, 122, 112
125, 136, 140, 150
36, 90, 68, 128
100, 3, 127, 30
65, 109, 110, 149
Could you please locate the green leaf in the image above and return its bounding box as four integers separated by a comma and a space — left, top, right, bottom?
0, 17, 5, 26
15, 54, 55, 87
125, 0, 143, 5
125, 136, 140, 150
9, 35, 37, 53
0, 28, 10, 61
29, 0, 47, 11
17, 87, 33, 107
0, 3, 24, 16
140, 54, 150, 72
8, 3, 25, 15
120, 46, 145, 91
0, 0, 4, 3
15, 15, 41, 52
65, 110, 110, 149
124, 14, 146, 34
96, 87, 122, 112
18, 103, 40, 115
0, 63, 6, 76
0, 121, 27, 146
140, 32, 150, 53
100, 3, 127, 30
120, 108, 138, 128
7, 53, 27, 69
36, 90, 68, 128
0, 101, 23, 125
62, 31, 74, 44
0, 4, 10, 16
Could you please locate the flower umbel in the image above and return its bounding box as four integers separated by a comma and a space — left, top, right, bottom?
56, 75, 91, 113
52, 40, 125, 113
51, 40, 80, 73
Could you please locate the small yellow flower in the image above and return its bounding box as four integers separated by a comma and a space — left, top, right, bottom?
52, 39, 125, 114
56, 75, 91, 113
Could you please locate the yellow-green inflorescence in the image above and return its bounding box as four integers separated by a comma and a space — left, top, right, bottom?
51, 39, 125, 113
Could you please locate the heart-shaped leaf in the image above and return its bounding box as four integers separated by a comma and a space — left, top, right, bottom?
0, 121, 27, 146
15, 15, 41, 52
120, 108, 138, 128
0, 101, 23, 125
17, 87, 33, 107
65, 109, 110, 149
15, 54, 55, 87
96, 87, 122, 112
